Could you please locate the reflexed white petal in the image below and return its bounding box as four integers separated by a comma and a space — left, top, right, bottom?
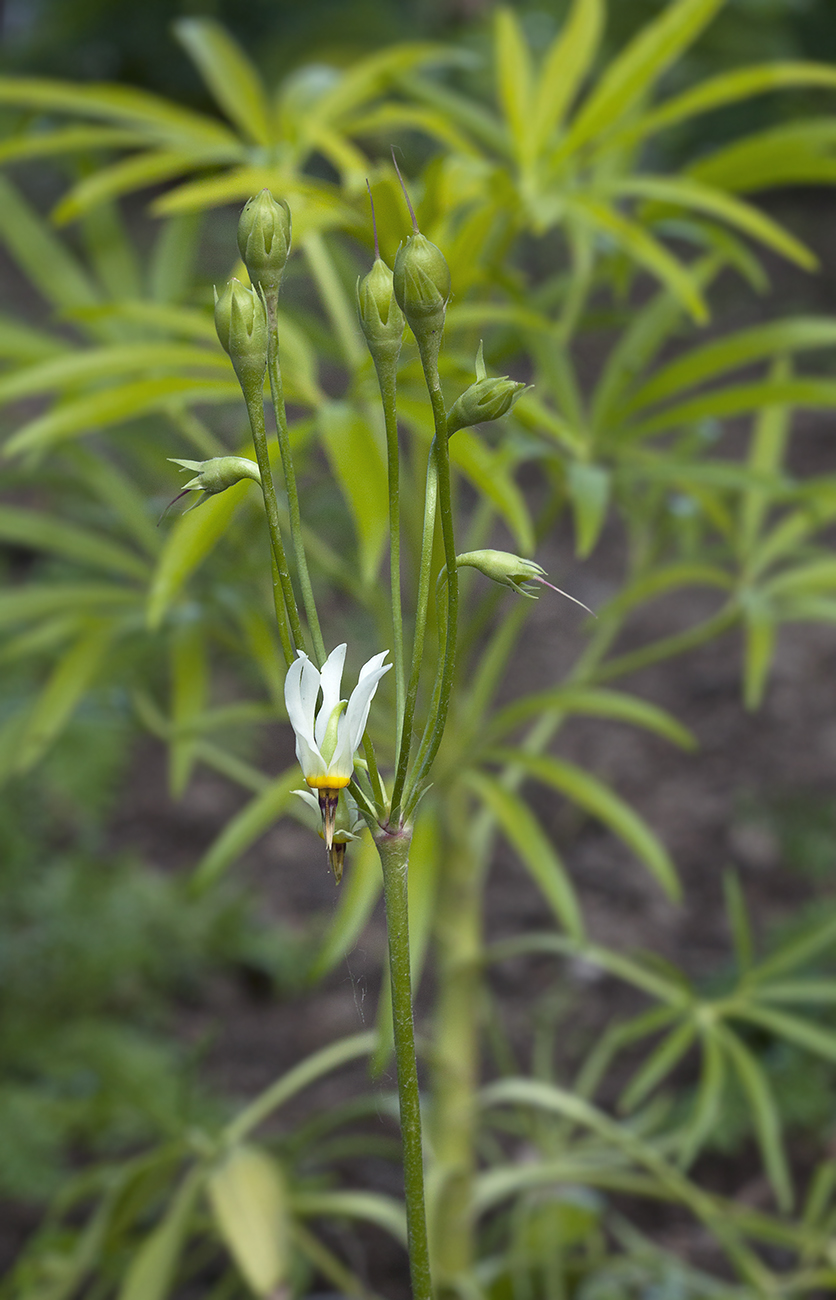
292, 788, 321, 815
314, 643, 346, 749
346, 653, 391, 754
284, 651, 319, 750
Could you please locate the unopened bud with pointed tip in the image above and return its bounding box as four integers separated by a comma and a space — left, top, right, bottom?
214, 278, 268, 394
393, 231, 451, 351
237, 190, 292, 298
455, 549, 594, 612
357, 258, 405, 367
447, 342, 530, 436
163, 455, 261, 518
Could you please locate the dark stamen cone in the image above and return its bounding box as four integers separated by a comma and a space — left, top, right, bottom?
317, 788, 340, 851
328, 843, 346, 884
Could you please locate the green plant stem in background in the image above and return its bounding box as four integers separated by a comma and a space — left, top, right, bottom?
265, 307, 326, 666
375, 827, 432, 1300
390, 453, 438, 822
243, 389, 305, 661
375, 361, 406, 756
303, 232, 365, 371
403, 341, 457, 808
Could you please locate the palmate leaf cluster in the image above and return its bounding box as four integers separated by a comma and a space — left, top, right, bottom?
2, 0, 836, 1296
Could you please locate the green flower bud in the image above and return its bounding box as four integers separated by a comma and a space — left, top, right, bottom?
167, 455, 261, 514
448, 377, 527, 436
393, 231, 451, 347
357, 258, 405, 366
214, 278, 268, 394
447, 342, 529, 436
455, 550, 593, 614
237, 190, 291, 298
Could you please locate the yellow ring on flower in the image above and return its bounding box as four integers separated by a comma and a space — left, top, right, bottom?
305, 775, 351, 790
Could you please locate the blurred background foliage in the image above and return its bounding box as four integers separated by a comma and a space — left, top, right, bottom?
2, 0, 836, 1294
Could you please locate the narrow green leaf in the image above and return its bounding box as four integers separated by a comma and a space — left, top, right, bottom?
690, 118, 836, 194
0, 614, 79, 668
451, 430, 535, 554
0, 311, 69, 362
532, 0, 603, 151
119, 1167, 204, 1300
149, 213, 202, 303
70, 300, 216, 341
487, 686, 696, 751
802, 1159, 836, 1230
625, 378, 836, 443
318, 401, 388, 586
0, 583, 138, 630
465, 770, 584, 940
174, 19, 272, 145
225, 1032, 377, 1144
52, 151, 230, 225
609, 175, 816, 270
716, 1025, 792, 1211
0, 124, 146, 164
764, 558, 836, 599
494, 8, 534, 165
300, 40, 460, 128
0, 507, 149, 580
146, 480, 251, 630
236, 606, 284, 708
678, 1027, 725, 1169
0, 175, 98, 310
4, 375, 240, 458
81, 201, 143, 301
567, 196, 707, 322
623, 319, 836, 418
291, 1189, 407, 1246
207, 1146, 289, 1296
16, 620, 114, 772
604, 563, 734, 618
557, 0, 724, 158
566, 461, 611, 558
620, 63, 836, 147
488, 748, 680, 900
739, 360, 792, 557
619, 1018, 697, 1113
169, 622, 208, 799
757, 980, 836, 1005
66, 444, 161, 557
190, 766, 299, 893
733, 1005, 836, 1066
751, 910, 836, 985
742, 602, 776, 711
0, 76, 241, 144
591, 265, 720, 431
0, 343, 227, 406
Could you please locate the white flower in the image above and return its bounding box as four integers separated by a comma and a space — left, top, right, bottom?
284, 644, 390, 848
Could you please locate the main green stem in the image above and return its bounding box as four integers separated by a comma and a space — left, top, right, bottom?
429, 788, 482, 1292
243, 388, 303, 664
264, 298, 326, 665
376, 828, 432, 1300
